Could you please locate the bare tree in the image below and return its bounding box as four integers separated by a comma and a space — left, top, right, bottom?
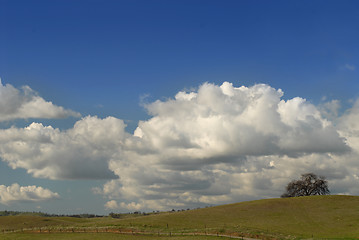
281, 173, 330, 198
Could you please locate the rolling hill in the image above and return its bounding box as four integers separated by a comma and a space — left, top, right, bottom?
1, 195, 359, 239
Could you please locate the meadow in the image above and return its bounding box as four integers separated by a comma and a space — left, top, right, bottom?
1, 195, 359, 239
0, 233, 231, 240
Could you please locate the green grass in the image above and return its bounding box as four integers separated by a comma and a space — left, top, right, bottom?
0, 215, 99, 231
1, 195, 359, 239
108, 195, 359, 238
0, 233, 228, 240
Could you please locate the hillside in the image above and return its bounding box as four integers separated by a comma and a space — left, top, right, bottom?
113, 195, 359, 238
1, 195, 359, 239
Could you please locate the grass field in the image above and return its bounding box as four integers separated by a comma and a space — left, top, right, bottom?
0, 233, 231, 240
1, 195, 359, 239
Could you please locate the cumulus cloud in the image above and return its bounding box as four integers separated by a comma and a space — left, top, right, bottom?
0, 116, 124, 179
0, 183, 59, 205
136, 83, 348, 160
104, 200, 119, 210
0, 79, 80, 121
1, 81, 358, 211
94, 82, 352, 211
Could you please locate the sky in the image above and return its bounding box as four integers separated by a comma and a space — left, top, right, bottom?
0, 0, 359, 214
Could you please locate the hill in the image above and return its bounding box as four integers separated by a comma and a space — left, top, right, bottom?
113, 195, 359, 239
1, 195, 359, 239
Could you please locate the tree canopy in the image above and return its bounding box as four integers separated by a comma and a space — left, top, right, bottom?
281, 173, 330, 198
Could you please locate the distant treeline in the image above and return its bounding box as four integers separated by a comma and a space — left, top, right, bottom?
109, 211, 150, 218
0, 207, 204, 219
0, 211, 104, 218
108, 209, 195, 219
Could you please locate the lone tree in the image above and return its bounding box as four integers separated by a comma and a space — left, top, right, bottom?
281, 173, 330, 198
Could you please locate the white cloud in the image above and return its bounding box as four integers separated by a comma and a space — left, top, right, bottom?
120, 202, 143, 211
0, 79, 80, 121
0, 116, 125, 179
0, 183, 59, 205
96, 82, 352, 211
1, 81, 358, 211
104, 200, 119, 210
136, 82, 347, 160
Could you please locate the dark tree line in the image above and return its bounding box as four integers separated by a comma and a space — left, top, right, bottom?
281, 173, 330, 198
0, 211, 103, 218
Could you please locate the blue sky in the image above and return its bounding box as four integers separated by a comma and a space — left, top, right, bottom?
1, 0, 359, 214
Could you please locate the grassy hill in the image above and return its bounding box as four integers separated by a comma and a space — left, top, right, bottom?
112, 195, 359, 239
1, 195, 359, 239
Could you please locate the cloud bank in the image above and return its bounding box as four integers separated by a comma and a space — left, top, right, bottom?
0, 80, 80, 121
0, 116, 122, 179
0, 183, 59, 205
1, 81, 359, 211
